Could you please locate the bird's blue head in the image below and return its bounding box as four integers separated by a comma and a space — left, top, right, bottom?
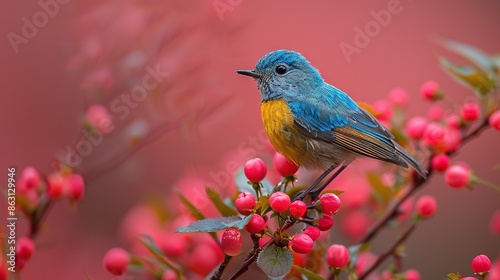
237, 50, 324, 101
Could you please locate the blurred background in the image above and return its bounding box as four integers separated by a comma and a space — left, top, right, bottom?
1, 0, 499, 279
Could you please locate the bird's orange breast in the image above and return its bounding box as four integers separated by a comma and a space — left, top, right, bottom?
261, 99, 306, 166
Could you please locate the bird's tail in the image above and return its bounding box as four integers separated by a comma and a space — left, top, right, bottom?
394, 142, 428, 178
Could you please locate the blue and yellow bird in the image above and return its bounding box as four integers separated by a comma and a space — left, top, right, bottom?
237, 50, 426, 195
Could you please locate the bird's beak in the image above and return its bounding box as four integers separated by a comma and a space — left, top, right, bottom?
236, 70, 262, 79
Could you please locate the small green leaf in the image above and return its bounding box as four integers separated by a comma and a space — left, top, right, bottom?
438, 37, 495, 73
257, 246, 293, 278
176, 191, 205, 220
447, 272, 462, 280
292, 265, 325, 280
367, 171, 392, 203
176, 215, 252, 233
439, 56, 496, 95
137, 234, 181, 274
205, 187, 238, 217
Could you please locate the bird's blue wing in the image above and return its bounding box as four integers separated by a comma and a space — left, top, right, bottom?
286, 84, 406, 166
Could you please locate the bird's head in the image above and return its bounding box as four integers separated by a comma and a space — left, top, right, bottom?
237, 50, 324, 101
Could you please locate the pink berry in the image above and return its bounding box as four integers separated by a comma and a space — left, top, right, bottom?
471, 254, 491, 273
319, 193, 341, 215
291, 233, 314, 254
162, 270, 178, 280
388, 87, 409, 107
427, 106, 444, 121
460, 277, 478, 280
273, 152, 299, 177
443, 128, 462, 153
269, 192, 290, 213
420, 80, 441, 101
235, 192, 256, 215
490, 209, 500, 235
244, 158, 267, 182
373, 99, 393, 121
221, 228, 242, 256
460, 102, 480, 122
405, 116, 428, 139
423, 122, 445, 150
326, 244, 350, 268
20, 167, 40, 191
317, 215, 334, 231
489, 110, 500, 130
446, 114, 461, 129
444, 165, 470, 189
47, 173, 66, 200
303, 227, 321, 241
16, 237, 35, 261
416, 195, 437, 218
431, 154, 450, 172
404, 269, 421, 280
245, 214, 266, 234
103, 248, 130, 276
289, 200, 307, 218
67, 174, 85, 202
86, 104, 114, 133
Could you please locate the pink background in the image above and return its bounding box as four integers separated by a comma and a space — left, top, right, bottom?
1, 0, 499, 279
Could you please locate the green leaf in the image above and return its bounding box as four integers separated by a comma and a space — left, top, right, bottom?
320, 189, 345, 196
205, 187, 238, 217
176, 215, 252, 233
257, 246, 293, 278
367, 171, 392, 203
439, 56, 496, 95
438, 37, 495, 73
176, 191, 205, 220
292, 265, 325, 280
447, 272, 462, 280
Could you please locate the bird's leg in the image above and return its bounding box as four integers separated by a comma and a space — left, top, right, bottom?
292, 165, 336, 202
309, 165, 347, 201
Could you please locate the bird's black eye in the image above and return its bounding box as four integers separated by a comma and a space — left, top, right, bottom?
275, 65, 287, 75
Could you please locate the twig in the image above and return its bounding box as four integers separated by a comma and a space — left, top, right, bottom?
359, 223, 417, 280
211, 255, 232, 280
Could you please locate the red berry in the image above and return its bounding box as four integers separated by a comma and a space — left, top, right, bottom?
489, 110, 500, 130
289, 201, 307, 218
317, 215, 334, 231
291, 233, 314, 254
20, 167, 40, 191
244, 158, 267, 182
86, 104, 114, 133
388, 87, 409, 107
446, 114, 461, 129
221, 228, 242, 256
460, 102, 480, 122
490, 209, 500, 235
431, 154, 450, 172
471, 254, 491, 273
404, 269, 421, 280
67, 174, 85, 202
273, 152, 299, 177
269, 192, 290, 213
16, 237, 35, 261
420, 80, 441, 101
303, 226, 321, 241
326, 244, 350, 268
103, 248, 130, 276
416, 195, 437, 218
235, 192, 256, 215
245, 214, 266, 234
319, 193, 341, 215
423, 122, 445, 149
405, 116, 428, 139
445, 165, 470, 189
47, 173, 66, 200
373, 99, 392, 121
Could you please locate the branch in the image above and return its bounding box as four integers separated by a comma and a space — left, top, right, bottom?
211, 255, 232, 280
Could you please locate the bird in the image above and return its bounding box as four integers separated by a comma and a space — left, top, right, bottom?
236, 50, 427, 198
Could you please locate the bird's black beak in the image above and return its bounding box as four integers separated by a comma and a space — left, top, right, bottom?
236, 70, 262, 79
